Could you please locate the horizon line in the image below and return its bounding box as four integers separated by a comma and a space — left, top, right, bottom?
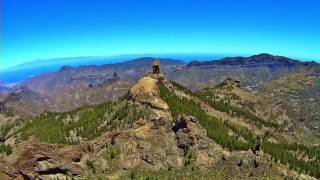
2, 52, 319, 71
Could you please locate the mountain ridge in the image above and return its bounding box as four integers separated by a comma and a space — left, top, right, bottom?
1, 73, 319, 179
187, 53, 315, 67
1, 54, 319, 128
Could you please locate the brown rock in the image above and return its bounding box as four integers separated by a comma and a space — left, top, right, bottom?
0, 172, 10, 180
0, 138, 84, 179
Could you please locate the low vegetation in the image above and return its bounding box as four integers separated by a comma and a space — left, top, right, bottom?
122, 167, 223, 179
102, 142, 121, 173
0, 144, 12, 155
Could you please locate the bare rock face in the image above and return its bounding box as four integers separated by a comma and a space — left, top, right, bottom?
0, 103, 6, 113
130, 77, 158, 96
223, 77, 241, 88
0, 138, 85, 179
130, 77, 169, 110
172, 115, 208, 150
173, 116, 195, 149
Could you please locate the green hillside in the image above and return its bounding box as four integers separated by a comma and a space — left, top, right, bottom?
2, 78, 320, 178
18, 99, 146, 144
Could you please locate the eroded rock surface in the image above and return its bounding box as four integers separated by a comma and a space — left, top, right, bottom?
0, 138, 84, 179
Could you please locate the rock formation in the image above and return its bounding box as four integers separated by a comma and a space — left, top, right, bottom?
0, 103, 6, 113
152, 58, 161, 74
0, 138, 84, 179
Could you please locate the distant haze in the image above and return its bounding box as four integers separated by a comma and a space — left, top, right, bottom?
2, 0, 320, 69
0, 53, 231, 84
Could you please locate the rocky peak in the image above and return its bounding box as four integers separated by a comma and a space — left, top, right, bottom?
60, 65, 74, 71
129, 77, 169, 111
0, 103, 6, 113
129, 59, 169, 111
249, 53, 279, 60
219, 77, 241, 89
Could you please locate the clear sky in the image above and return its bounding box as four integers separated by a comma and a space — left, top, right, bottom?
1, 0, 320, 69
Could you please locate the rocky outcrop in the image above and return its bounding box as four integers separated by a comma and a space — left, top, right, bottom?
172, 115, 208, 150
130, 77, 169, 110
223, 77, 241, 88
0, 138, 85, 179
0, 103, 6, 113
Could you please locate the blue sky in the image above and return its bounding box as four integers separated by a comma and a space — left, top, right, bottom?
2, 0, 320, 69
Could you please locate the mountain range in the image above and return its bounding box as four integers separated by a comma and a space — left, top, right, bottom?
0, 53, 319, 179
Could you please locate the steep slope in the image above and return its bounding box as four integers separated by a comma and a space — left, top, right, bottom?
187, 78, 317, 145
1, 75, 319, 179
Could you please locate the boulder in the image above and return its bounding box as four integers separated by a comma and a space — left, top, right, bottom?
141, 154, 154, 164
0, 138, 84, 179
172, 115, 207, 150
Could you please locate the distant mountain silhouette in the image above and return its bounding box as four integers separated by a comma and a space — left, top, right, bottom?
188, 53, 310, 68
